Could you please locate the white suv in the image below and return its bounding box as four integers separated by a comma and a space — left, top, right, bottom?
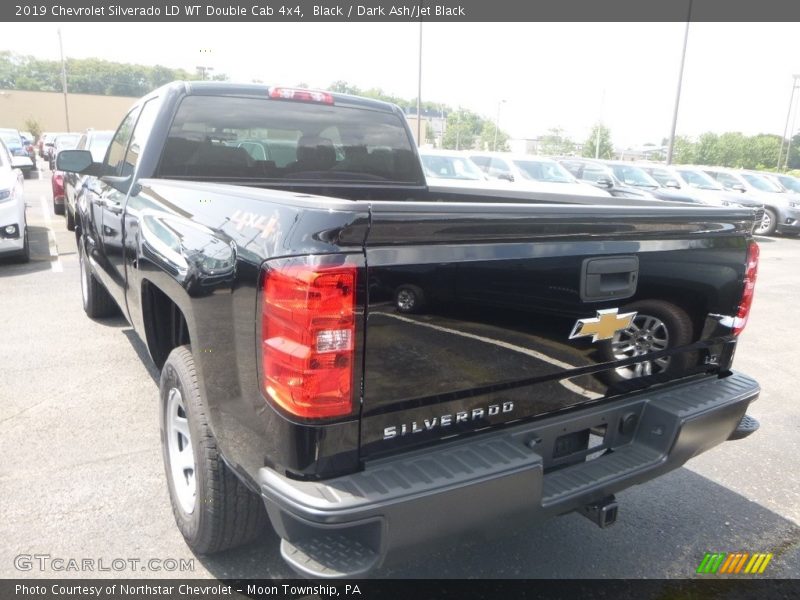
0, 139, 28, 262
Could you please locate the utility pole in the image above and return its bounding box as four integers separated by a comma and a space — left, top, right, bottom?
57, 28, 71, 132
416, 21, 423, 146
493, 100, 506, 151
666, 0, 693, 165
777, 74, 800, 170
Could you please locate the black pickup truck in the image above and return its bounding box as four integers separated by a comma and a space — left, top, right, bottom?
58, 81, 762, 578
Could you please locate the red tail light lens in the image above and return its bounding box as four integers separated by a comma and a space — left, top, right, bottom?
260, 260, 356, 419
269, 87, 334, 105
734, 241, 759, 336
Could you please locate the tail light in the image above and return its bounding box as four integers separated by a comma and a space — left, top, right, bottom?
733, 241, 759, 336
260, 258, 356, 419
52, 173, 64, 196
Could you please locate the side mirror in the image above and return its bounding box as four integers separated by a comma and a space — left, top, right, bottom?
665, 179, 680, 189
595, 177, 614, 189
496, 172, 514, 182
57, 150, 94, 173
731, 183, 746, 193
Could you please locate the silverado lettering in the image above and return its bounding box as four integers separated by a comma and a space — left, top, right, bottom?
383, 401, 515, 439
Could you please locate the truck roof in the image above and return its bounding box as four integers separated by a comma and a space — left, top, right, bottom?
160, 81, 401, 114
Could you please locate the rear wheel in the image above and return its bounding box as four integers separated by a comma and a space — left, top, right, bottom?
394, 284, 426, 314
160, 345, 267, 554
15, 226, 30, 263
65, 205, 75, 231
754, 208, 777, 236
604, 300, 693, 380
78, 237, 117, 318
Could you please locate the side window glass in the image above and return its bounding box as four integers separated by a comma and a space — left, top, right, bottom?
489, 158, 511, 177
121, 98, 160, 177
105, 108, 141, 176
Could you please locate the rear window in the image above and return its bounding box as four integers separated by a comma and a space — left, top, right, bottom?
158, 95, 422, 184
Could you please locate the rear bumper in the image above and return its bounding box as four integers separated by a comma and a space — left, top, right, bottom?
258, 371, 759, 577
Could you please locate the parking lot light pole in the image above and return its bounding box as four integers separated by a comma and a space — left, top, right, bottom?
777, 74, 800, 171
494, 100, 506, 151
57, 28, 70, 133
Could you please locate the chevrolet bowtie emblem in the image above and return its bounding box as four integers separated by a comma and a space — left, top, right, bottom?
569, 308, 637, 342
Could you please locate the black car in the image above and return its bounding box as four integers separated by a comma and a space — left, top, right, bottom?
62, 130, 113, 230
558, 158, 653, 199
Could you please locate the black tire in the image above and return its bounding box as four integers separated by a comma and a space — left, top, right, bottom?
160, 345, 267, 554
601, 299, 694, 382
15, 226, 30, 263
78, 237, 117, 318
394, 284, 426, 314
53, 199, 65, 216
754, 207, 778, 236
65, 205, 76, 231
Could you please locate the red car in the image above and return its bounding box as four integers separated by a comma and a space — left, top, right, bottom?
51, 169, 65, 215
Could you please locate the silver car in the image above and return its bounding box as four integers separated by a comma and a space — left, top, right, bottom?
0, 139, 28, 262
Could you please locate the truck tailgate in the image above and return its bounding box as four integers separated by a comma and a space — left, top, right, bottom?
360, 201, 757, 458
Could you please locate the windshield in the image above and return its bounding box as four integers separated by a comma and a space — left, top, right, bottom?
0, 132, 21, 148
421, 154, 483, 180
610, 165, 659, 187
777, 175, 800, 193
88, 132, 114, 162
513, 159, 575, 183
159, 95, 421, 184
55, 134, 80, 150
677, 168, 722, 190
742, 173, 783, 193
645, 167, 678, 187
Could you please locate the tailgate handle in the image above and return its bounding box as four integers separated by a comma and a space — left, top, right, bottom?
580, 256, 639, 302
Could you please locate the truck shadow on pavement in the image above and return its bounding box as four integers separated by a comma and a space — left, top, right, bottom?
193, 467, 799, 579
0, 226, 52, 275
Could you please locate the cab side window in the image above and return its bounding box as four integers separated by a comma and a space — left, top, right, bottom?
121, 99, 160, 177
104, 108, 141, 176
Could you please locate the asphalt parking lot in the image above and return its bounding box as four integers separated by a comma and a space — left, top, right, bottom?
1, 172, 798, 579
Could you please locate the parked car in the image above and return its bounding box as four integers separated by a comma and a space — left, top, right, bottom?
57, 81, 761, 577
636, 163, 757, 208
62, 129, 113, 229
0, 128, 35, 179
419, 149, 490, 187
600, 161, 702, 204
0, 138, 29, 262
48, 133, 80, 170
558, 158, 654, 199
38, 132, 58, 159
703, 167, 800, 236
19, 131, 37, 165
760, 171, 800, 195
468, 152, 612, 197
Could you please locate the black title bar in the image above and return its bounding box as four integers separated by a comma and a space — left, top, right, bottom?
4, 0, 800, 22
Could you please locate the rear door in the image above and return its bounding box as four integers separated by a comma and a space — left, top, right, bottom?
359, 201, 754, 458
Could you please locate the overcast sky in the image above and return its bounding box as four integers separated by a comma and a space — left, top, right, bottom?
3, 22, 799, 147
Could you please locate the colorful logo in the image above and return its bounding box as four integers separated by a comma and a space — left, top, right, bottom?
696, 552, 773, 574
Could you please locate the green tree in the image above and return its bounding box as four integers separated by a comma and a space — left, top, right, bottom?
442, 109, 481, 150
540, 127, 575, 156
715, 132, 748, 167
671, 135, 696, 164
23, 118, 42, 140
479, 121, 510, 151
582, 124, 613, 159
694, 132, 719, 165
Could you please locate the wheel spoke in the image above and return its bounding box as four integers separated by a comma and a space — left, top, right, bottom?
174, 416, 190, 442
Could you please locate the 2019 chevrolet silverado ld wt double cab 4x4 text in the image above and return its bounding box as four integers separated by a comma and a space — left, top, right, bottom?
57, 82, 761, 578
